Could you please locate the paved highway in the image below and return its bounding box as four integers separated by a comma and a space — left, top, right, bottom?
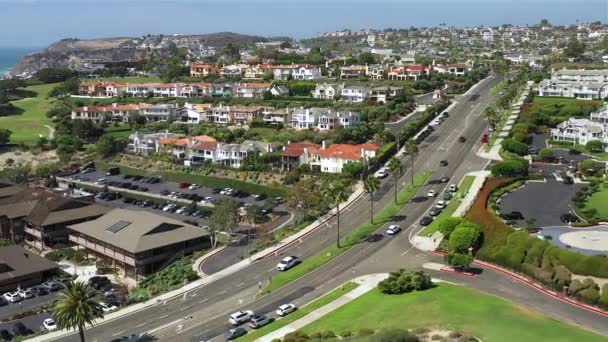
54, 76, 608, 342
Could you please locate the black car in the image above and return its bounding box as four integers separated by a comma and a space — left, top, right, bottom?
440, 160, 448, 166
0, 297, 7, 306
123, 174, 133, 180
560, 213, 579, 224
11, 322, 27, 337
160, 189, 170, 196
568, 149, 581, 155
0, 329, 11, 341
30, 285, 49, 296
212, 188, 222, 194
224, 327, 247, 340
128, 184, 139, 191
139, 187, 149, 192
563, 176, 574, 184
132, 175, 144, 181
502, 211, 524, 220
122, 197, 134, 204
458, 136, 466, 143
419, 216, 433, 226
148, 176, 162, 184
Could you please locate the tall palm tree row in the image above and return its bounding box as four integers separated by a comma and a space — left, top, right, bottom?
363, 174, 380, 224
387, 156, 404, 204
52, 281, 105, 342
321, 178, 350, 248
404, 139, 418, 185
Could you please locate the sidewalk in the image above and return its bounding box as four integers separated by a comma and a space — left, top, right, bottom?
256, 274, 387, 342
477, 138, 503, 161
452, 170, 490, 217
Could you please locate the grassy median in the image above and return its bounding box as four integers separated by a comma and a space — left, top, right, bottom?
262, 172, 430, 294
419, 175, 476, 236
299, 283, 606, 342
237, 282, 358, 341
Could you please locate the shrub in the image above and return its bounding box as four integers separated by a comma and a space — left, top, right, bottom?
448, 224, 480, 253
491, 158, 528, 177
501, 139, 528, 156
568, 279, 585, 295
436, 217, 467, 237
552, 265, 571, 291
538, 148, 554, 161
284, 331, 310, 342
378, 269, 432, 294
321, 330, 336, 339
375, 329, 419, 342
598, 284, 608, 309
358, 328, 375, 336
578, 287, 600, 305
340, 330, 352, 338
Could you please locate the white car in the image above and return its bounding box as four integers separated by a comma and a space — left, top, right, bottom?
376, 168, 389, 179
99, 302, 118, 312
42, 318, 57, 331
449, 184, 458, 192
175, 206, 187, 214
427, 190, 437, 197
276, 303, 297, 316
162, 204, 176, 212
3, 292, 21, 303
18, 288, 34, 299
95, 178, 107, 184
229, 310, 254, 325
220, 188, 233, 195
276, 256, 299, 271
386, 224, 401, 235
435, 200, 447, 209
188, 184, 201, 190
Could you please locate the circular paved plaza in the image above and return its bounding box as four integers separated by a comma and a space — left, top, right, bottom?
559, 230, 608, 252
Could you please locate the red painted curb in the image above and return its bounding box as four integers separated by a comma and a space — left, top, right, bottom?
440, 266, 476, 278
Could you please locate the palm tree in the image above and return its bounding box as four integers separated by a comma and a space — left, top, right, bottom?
387, 157, 404, 204
52, 281, 104, 342
363, 175, 380, 224
321, 179, 350, 248
404, 139, 418, 185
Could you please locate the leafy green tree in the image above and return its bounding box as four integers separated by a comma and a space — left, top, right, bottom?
387, 157, 403, 204
446, 252, 474, 270
286, 179, 322, 218
358, 52, 376, 65
501, 139, 529, 156
51, 281, 104, 342
223, 43, 241, 61
96, 136, 127, 158
404, 139, 418, 184
448, 224, 480, 253
36, 68, 77, 83
342, 161, 364, 178
563, 39, 586, 59
586, 140, 603, 153
363, 174, 380, 224
538, 148, 554, 161
321, 178, 350, 248
207, 199, 239, 248
436, 217, 467, 237
0, 129, 11, 145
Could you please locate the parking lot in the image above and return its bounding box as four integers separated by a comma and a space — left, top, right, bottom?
0, 290, 57, 321
498, 165, 581, 228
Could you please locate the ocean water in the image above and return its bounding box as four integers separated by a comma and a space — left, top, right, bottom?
0, 47, 39, 77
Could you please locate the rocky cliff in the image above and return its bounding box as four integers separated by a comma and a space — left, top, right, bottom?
11, 32, 268, 75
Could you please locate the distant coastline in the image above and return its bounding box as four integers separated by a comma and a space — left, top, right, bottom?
0, 47, 39, 77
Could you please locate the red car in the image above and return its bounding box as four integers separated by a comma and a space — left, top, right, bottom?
178, 182, 191, 189
481, 134, 489, 144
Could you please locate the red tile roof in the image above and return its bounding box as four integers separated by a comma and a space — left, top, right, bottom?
316, 142, 379, 160
281, 141, 321, 157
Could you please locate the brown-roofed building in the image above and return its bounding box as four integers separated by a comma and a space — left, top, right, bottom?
68, 209, 210, 280
0, 187, 110, 250
190, 63, 219, 78
280, 141, 321, 171
0, 245, 59, 292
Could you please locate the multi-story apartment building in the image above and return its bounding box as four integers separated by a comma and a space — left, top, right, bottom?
140, 103, 178, 122
71, 103, 148, 123
311, 83, 344, 99
341, 85, 370, 102
190, 63, 219, 78
127, 131, 180, 156
281, 141, 379, 173
289, 107, 360, 130
340, 65, 367, 79
387, 65, 430, 81
262, 108, 291, 126
291, 64, 322, 80
234, 83, 272, 98
551, 106, 608, 150
370, 86, 403, 103
536, 69, 608, 100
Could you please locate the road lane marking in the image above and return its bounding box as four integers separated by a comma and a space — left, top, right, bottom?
236, 282, 245, 287
401, 249, 411, 256
136, 323, 146, 328
159, 314, 169, 319
199, 298, 208, 304
217, 290, 227, 295
111, 330, 126, 336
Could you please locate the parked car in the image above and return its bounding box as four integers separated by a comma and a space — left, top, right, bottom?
99, 302, 118, 312
42, 318, 57, 331
18, 288, 33, 299
560, 213, 579, 224
30, 285, 49, 296
224, 327, 247, 340
106, 167, 120, 176
435, 200, 447, 209
273, 196, 284, 204
386, 224, 401, 235
440, 160, 448, 166
563, 176, 574, 184
42, 281, 65, 292
443, 192, 453, 201
430, 208, 443, 216
427, 190, 437, 197
419, 216, 433, 226
0, 329, 11, 341
95, 178, 107, 184
277, 256, 299, 271
501, 211, 524, 220
276, 303, 297, 316
252, 194, 266, 201
458, 136, 466, 143
449, 184, 458, 192
249, 314, 271, 329
481, 134, 489, 144
376, 168, 389, 179
11, 322, 27, 337
527, 146, 537, 154
568, 149, 581, 155
3, 292, 21, 303
440, 176, 449, 183
228, 310, 254, 325
179, 182, 191, 189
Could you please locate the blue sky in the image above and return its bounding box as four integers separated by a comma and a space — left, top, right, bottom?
0, 0, 606, 47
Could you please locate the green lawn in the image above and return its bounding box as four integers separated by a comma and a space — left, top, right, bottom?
263, 173, 430, 293
532, 96, 601, 106
300, 284, 608, 342
237, 282, 358, 342
1, 83, 57, 145
586, 185, 608, 220
419, 175, 476, 236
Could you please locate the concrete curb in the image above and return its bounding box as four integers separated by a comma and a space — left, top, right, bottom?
193, 245, 227, 276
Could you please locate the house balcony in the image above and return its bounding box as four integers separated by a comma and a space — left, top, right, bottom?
69, 235, 136, 266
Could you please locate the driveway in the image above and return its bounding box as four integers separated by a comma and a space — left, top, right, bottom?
0, 311, 51, 337
536, 225, 608, 256
498, 171, 580, 228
